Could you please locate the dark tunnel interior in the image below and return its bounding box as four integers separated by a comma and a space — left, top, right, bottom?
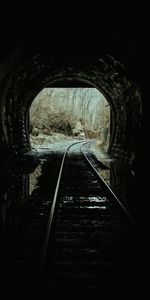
0, 3, 149, 299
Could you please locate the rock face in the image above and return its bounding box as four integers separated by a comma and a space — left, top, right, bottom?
30, 88, 110, 147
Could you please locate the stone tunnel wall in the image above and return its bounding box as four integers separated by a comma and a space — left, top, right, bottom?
0, 44, 142, 161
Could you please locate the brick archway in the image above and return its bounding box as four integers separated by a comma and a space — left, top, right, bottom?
0, 48, 142, 162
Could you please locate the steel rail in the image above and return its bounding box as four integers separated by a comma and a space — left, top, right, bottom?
80, 141, 141, 230
38, 140, 84, 282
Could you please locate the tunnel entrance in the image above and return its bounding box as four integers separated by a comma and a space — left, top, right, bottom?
29, 88, 110, 152
0, 52, 142, 164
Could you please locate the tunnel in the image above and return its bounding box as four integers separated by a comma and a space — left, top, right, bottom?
0, 47, 142, 161
0, 5, 148, 299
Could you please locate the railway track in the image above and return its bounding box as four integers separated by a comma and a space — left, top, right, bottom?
3, 140, 148, 298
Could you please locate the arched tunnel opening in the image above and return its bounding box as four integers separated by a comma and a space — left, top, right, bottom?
29, 87, 110, 151
0, 52, 142, 163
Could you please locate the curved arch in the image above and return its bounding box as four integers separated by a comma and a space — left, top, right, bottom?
0, 50, 142, 162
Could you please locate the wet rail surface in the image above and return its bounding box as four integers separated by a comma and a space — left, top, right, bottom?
1, 141, 148, 298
